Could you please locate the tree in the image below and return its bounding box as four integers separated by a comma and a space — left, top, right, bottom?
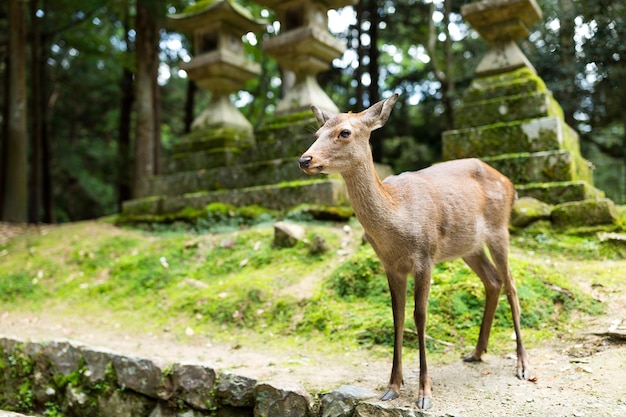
2, 0, 28, 223
133, 0, 164, 197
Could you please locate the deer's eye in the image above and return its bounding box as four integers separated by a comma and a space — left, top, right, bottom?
339, 129, 351, 139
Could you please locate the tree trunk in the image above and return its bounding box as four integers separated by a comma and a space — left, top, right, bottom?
184, 80, 196, 134
117, 0, 134, 210
354, 1, 364, 110
153, 67, 162, 175
132, 0, 160, 197
367, 0, 383, 162
29, 0, 43, 223
2, 0, 28, 223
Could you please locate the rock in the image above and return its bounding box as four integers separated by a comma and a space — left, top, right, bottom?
97, 388, 155, 417
309, 235, 330, 255
551, 198, 618, 228
82, 346, 116, 384
172, 363, 217, 410
42, 340, 82, 376
112, 355, 174, 400
66, 385, 89, 407
353, 401, 420, 417
217, 372, 257, 407
511, 196, 552, 227
254, 382, 312, 417
273, 221, 305, 248
320, 385, 377, 417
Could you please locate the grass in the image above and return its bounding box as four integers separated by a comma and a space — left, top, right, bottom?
1, 212, 625, 364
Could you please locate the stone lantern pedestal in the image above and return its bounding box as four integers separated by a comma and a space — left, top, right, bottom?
258, 0, 356, 114
442, 0, 618, 228
462, 0, 541, 76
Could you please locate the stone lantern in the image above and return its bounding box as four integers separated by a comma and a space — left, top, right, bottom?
257, 0, 357, 114
168, 0, 266, 135
462, 0, 541, 76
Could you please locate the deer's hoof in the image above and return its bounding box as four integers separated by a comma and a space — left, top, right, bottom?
380, 389, 399, 401
416, 396, 432, 410
462, 353, 482, 363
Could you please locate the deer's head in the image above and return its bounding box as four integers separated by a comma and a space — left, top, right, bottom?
299, 94, 399, 175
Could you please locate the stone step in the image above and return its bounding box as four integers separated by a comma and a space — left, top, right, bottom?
123, 179, 348, 215
163, 134, 314, 174
443, 116, 580, 160
482, 150, 593, 185
172, 126, 254, 154
515, 181, 605, 205
461, 67, 548, 102
141, 157, 307, 198
455, 90, 563, 129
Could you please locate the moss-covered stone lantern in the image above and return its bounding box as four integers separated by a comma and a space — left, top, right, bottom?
168, 0, 266, 135
257, 0, 357, 114
462, 0, 541, 76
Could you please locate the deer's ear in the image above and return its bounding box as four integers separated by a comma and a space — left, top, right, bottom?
364, 93, 399, 131
311, 106, 335, 127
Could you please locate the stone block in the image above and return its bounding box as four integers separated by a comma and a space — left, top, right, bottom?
353, 400, 419, 417
443, 117, 575, 160
462, 68, 546, 102
516, 181, 604, 205
122, 196, 164, 215
173, 127, 254, 154
81, 346, 116, 384
511, 196, 553, 227
156, 179, 348, 214
455, 90, 562, 129
551, 198, 619, 228
172, 363, 217, 410
482, 150, 591, 185
145, 158, 308, 197
320, 385, 377, 417
96, 388, 155, 417
216, 372, 257, 407
253, 382, 312, 417
112, 355, 174, 400
164, 148, 243, 174
42, 340, 82, 376
273, 221, 306, 248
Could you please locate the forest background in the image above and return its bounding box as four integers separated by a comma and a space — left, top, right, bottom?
1, 0, 625, 224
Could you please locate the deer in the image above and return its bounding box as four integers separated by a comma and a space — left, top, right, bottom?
298, 93, 530, 410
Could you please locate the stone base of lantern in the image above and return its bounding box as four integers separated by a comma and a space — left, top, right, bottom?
122, 110, 355, 217
442, 67, 618, 227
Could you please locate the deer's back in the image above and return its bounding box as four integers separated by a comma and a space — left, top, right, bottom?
380, 158, 514, 264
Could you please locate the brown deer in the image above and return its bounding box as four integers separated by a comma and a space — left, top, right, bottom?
298, 94, 530, 410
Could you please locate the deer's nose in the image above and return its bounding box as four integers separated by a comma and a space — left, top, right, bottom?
299, 156, 312, 169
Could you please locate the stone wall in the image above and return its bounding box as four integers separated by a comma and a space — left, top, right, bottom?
0, 337, 421, 417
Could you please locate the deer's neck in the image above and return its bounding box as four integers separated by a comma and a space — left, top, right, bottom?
341, 161, 396, 232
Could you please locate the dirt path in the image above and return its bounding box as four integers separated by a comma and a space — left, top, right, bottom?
1, 306, 625, 416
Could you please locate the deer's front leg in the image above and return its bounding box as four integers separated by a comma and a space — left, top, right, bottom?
413, 264, 433, 410
380, 270, 407, 401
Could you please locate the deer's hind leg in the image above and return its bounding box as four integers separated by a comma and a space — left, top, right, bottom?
487, 235, 530, 380
462, 249, 503, 362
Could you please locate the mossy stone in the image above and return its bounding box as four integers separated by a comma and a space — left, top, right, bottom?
551, 198, 619, 228
511, 197, 553, 227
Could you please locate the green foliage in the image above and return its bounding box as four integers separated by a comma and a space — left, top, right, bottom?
0, 271, 41, 302
329, 246, 385, 299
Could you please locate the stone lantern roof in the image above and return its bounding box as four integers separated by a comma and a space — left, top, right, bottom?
168, 0, 266, 35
